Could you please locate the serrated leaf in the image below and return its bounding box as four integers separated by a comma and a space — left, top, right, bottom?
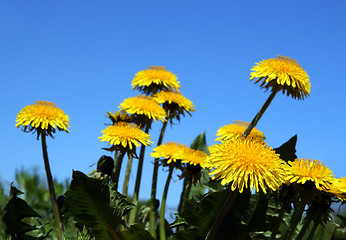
64, 171, 132, 240
3, 185, 50, 239
273, 135, 297, 162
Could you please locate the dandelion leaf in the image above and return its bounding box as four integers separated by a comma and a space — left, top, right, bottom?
3, 184, 51, 239
274, 135, 298, 162
64, 170, 133, 240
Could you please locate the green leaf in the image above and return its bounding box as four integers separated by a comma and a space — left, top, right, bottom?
2, 184, 51, 239
119, 224, 154, 240
64, 171, 133, 240
273, 135, 297, 162
190, 131, 210, 155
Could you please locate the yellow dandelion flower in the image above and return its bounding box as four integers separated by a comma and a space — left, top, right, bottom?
216, 121, 265, 142
99, 122, 152, 150
119, 95, 166, 122
206, 138, 287, 193
16, 101, 69, 137
153, 90, 195, 114
250, 55, 311, 100
329, 177, 346, 201
132, 66, 180, 94
151, 142, 188, 164
285, 158, 335, 191
178, 148, 208, 168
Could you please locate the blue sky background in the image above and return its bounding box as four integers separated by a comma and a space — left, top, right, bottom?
1, 1, 346, 210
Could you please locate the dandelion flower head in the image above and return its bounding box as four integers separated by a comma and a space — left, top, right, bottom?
216, 121, 265, 142
329, 177, 346, 201
151, 142, 188, 164
132, 66, 180, 94
119, 95, 166, 122
99, 122, 152, 150
16, 101, 69, 137
178, 147, 208, 168
285, 158, 335, 191
206, 138, 287, 193
250, 56, 310, 99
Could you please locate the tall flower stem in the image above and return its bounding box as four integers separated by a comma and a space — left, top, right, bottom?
242, 85, 279, 138
295, 218, 312, 240
149, 116, 169, 237
268, 206, 286, 240
122, 155, 133, 197
159, 166, 174, 240
177, 174, 192, 215
306, 220, 319, 240
205, 188, 238, 240
129, 121, 152, 225
41, 133, 63, 240
281, 195, 308, 240
113, 151, 125, 191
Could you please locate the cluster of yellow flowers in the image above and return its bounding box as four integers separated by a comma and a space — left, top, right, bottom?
15, 56, 346, 201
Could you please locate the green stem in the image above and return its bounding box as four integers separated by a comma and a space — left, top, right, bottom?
177, 175, 192, 215
122, 155, 133, 197
295, 218, 312, 240
281, 195, 308, 240
150, 117, 169, 238
41, 133, 63, 240
242, 86, 279, 138
268, 206, 286, 240
306, 220, 319, 240
159, 166, 174, 240
205, 188, 238, 240
113, 151, 125, 191
129, 122, 151, 225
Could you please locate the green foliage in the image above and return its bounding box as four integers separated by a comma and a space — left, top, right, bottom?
64, 170, 131, 239
2, 184, 51, 239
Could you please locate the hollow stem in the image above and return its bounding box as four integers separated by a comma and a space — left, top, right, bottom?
295, 218, 312, 240
205, 188, 238, 240
129, 121, 151, 225
177, 174, 192, 215
281, 195, 308, 240
122, 155, 133, 197
159, 166, 174, 240
268, 206, 286, 240
41, 133, 63, 240
113, 151, 125, 191
306, 220, 319, 240
149, 116, 169, 237
242, 86, 279, 138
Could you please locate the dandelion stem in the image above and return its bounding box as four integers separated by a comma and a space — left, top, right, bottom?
306, 220, 319, 240
242, 86, 279, 138
205, 188, 238, 240
122, 155, 133, 197
268, 206, 286, 240
150, 116, 169, 237
129, 121, 152, 225
177, 174, 192, 215
281, 195, 308, 240
159, 166, 174, 240
113, 151, 125, 191
41, 133, 63, 240
295, 217, 312, 240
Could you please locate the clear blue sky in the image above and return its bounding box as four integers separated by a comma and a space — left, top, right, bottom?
1, 1, 346, 208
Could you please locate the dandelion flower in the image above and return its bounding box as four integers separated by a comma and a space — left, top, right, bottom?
132, 66, 180, 94
151, 142, 188, 164
206, 138, 287, 193
329, 177, 346, 201
16, 101, 69, 138
119, 95, 166, 122
250, 56, 311, 100
285, 158, 335, 191
99, 122, 152, 150
216, 121, 265, 142
178, 148, 208, 168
